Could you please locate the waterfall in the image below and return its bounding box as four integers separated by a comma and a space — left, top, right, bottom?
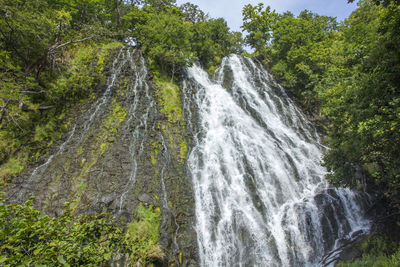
16, 48, 130, 199
183, 54, 370, 266
9, 46, 371, 266
12, 47, 159, 217
118, 49, 157, 212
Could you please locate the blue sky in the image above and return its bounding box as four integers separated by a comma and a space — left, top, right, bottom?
175, 0, 359, 31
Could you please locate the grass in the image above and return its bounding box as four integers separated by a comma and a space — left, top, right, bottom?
125, 204, 164, 265
155, 76, 183, 123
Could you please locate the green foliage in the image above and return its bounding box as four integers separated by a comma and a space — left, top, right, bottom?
124, 204, 164, 265
143, 0, 176, 11
0, 194, 164, 266
242, 0, 400, 193
242, 3, 278, 55
242, 4, 337, 107
179, 2, 208, 23
0, 0, 130, 182
318, 1, 400, 190
191, 18, 243, 72
0, 41, 120, 183
124, 2, 243, 75
0, 195, 122, 266
338, 250, 400, 267
155, 76, 183, 123
57, 42, 122, 102
0, 156, 26, 185
134, 6, 195, 77
338, 237, 400, 267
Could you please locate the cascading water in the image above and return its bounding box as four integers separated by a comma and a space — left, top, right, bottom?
117, 49, 157, 212
8, 45, 371, 266
16, 48, 130, 200
183, 55, 370, 266
11, 47, 161, 217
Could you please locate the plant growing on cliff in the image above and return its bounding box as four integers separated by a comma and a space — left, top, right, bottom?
0, 196, 122, 266
124, 204, 164, 265
0, 194, 164, 266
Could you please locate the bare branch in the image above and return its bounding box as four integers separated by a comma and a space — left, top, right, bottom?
8, 111, 25, 132
0, 99, 10, 124
37, 105, 55, 110
49, 36, 94, 53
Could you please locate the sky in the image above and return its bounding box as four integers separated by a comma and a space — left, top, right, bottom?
175, 0, 359, 31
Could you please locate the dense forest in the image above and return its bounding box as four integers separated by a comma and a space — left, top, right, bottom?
0, 0, 399, 265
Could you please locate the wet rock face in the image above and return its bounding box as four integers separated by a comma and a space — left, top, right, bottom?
182, 55, 371, 267
6, 49, 372, 267
6, 48, 197, 266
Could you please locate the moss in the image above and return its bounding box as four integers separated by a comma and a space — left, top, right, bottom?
70, 158, 97, 210
103, 101, 127, 134
0, 42, 124, 183
208, 65, 218, 76
153, 73, 188, 171
151, 152, 158, 166
155, 76, 183, 123
79, 182, 87, 191
69, 98, 127, 210
151, 142, 160, 166
179, 141, 187, 162
179, 252, 183, 264
61, 41, 124, 102
0, 155, 27, 185
100, 41, 124, 50
0, 108, 69, 184
77, 147, 84, 156
125, 204, 164, 265
100, 143, 108, 155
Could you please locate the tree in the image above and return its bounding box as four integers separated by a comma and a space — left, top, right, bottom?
242, 3, 278, 56
319, 0, 400, 190
134, 6, 195, 77
241, 0, 399, 193
243, 7, 337, 107
179, 2, 208, 23
143, 0, 176, 11
191, 18, 243, 71
349, 0, 400, 6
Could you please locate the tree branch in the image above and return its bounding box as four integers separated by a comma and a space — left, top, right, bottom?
0, 99, 10, 125
37, 105, 55, 110
49, 36, 94, 53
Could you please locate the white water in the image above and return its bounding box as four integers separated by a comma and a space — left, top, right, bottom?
24, 49, 128, 185
20, 48, 150, 205
118, 49, 157, 212
183, 55, 370, 266
18, 49, 129, 200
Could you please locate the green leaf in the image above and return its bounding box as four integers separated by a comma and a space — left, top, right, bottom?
0, 255, 8, 263
57, 255, 67, 265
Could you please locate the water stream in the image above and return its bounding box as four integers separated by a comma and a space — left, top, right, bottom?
118, 49, 157, 212
17, 48, 130, 199
183, 55, 370, 266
